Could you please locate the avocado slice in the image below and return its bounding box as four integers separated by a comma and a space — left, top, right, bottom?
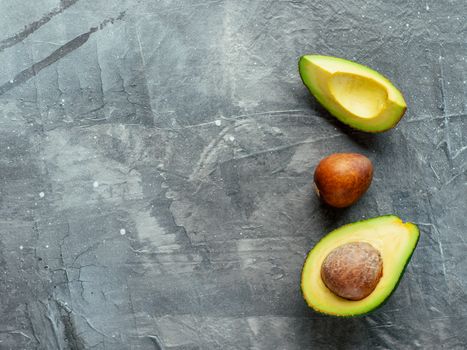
299, 55, 407, 132
301, 215, 419, 317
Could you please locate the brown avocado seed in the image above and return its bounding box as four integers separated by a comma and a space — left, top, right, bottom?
314, 153, 373, 208
321, 242, 383, 301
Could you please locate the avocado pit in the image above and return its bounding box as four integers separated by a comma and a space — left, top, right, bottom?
321, 242, 383, 301
314, 153, 373, 208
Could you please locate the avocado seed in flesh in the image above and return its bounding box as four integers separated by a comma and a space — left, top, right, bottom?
321, 242, 383, 301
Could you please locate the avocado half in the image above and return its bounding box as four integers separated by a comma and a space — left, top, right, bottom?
299, 55, 407, 132
301, 215, 419, 317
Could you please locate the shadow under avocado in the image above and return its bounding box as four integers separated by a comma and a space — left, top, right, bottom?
316, 198, 352, 229
299, 85, 384, 151
313, 103, 393, 152
296, 300, 375, 349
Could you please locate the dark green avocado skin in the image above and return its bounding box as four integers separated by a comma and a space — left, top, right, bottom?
300, 215, 420, 317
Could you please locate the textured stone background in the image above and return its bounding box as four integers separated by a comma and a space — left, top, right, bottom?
0, 0, 465, 349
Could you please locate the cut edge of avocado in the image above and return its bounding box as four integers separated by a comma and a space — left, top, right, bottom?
299, 55, 407, 133
301, 215, 419, 317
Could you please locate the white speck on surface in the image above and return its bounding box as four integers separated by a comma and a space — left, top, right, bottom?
19, 245, 23, 250
271, 127, 283, 135
426, 4, 430, 10
120, 228, 126, 235
406, 23, 409, 27
45, 245, 49, 248
39, 192, 45, 198
214, 120, 221, 126
93, 181, 99, 188
61, 99, 65, 103
229, 136, 235, 142
9, 79, 13, 83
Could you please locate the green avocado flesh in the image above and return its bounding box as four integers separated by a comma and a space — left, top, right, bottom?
299, 55, 407, 132
301, 215, 419, 317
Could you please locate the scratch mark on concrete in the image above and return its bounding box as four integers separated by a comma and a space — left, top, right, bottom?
438, 53, 452, 163
146, 334, 164, 350
228, 133, 344, 162
0, 0, 80, 52
429, 162, 440, 181
135, 26, 146, 66
407, 113, 467, 124
452, 146, 467, 160
190, 120, 250, 181
0, 12, 126, 96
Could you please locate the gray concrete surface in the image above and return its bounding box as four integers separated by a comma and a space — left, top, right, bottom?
0, 0, 466, 349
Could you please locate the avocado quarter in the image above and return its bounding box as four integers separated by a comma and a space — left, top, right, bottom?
301, 215, 419, 317
299, 55, 407, 132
